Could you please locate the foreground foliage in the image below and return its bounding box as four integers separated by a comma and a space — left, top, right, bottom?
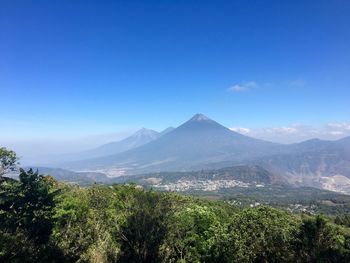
0, 147, 19, 178
1, 170, 350, 262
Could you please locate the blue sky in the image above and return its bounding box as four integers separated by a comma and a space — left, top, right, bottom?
1, 0, 350, 158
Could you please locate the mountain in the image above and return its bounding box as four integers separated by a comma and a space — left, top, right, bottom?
85, 128, 159, 157
70, 127, 178, 162
65, 128, 160, 161
254, 136, 350, 193
63, 114, 284, 174
56, 113, 350, 193
159, 126, 175, 136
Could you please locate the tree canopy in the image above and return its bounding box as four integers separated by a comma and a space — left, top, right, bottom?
0, 147, 19, 178
1, 149, 350, 262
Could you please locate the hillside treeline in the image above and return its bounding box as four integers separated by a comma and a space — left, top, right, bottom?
1, 169, 350, 262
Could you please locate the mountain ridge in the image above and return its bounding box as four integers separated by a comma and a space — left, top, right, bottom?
55, 113, 350, 193
62, 114, 284, 172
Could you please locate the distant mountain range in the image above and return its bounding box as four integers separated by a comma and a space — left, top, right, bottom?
63, 114, 284, 171
59, 127, 174, 162
56, 113, 350, 193
76, 127, 173, 159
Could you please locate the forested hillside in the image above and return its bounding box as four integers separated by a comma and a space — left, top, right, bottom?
1, 168, 350, 262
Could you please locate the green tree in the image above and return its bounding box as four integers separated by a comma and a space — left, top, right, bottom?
335, 214, 350, 227
118, 190, 174, 263
162, 202, 229, 263
0, 168, 57, 244
0, 147, 19, 179
295, 215, 350, 262
0, 168, 63, 262
227, 206, 298, 262
52, 185, 121, 262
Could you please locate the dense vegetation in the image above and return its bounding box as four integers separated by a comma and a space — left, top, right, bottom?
0, 169, 350, 262
1, 147, 350, 262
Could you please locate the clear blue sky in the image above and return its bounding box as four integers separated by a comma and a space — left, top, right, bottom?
1, 0, 350, 146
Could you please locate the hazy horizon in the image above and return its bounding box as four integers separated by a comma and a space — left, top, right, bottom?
2, 114, 350, 166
